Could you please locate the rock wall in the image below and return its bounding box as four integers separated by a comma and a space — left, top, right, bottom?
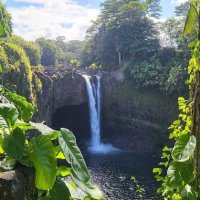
34, 68, 87, 125
0, 168, 36, 200
101, 71, 178, 153
33, 68, 178, 154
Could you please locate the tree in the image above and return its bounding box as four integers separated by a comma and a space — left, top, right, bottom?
81, 0, 160, 70
146, 0, 162, 18
11, 35, 41, 66
0, 1, 12, 38
36, 38, 59, 67
175, 1, 190, 17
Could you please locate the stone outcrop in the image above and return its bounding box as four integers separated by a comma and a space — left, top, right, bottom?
0, 167, 36, 200
34, 67, 87, 125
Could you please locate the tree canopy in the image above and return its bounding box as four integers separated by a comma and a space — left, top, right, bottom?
81, 0, 161, 70
0, 1, 12, 38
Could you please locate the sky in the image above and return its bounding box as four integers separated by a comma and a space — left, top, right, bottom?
2, 0, 188, 41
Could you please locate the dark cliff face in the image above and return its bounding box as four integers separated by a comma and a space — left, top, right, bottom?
35, 69, 88, 124
35, 68, 177, 154
101, 71, 177, 154
34, 68, 89, 146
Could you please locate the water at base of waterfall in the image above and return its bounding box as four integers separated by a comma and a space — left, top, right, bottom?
88, 143, 119, 154
84, 151, 160, 200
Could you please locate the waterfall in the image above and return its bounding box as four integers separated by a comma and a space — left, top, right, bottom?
83, 75, 117, 153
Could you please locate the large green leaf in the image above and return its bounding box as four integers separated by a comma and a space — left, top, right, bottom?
72, 175, 104, 200
58, 128, 89, 182
0, 103, 19, 127
56, 166, 71, 176
0, 87, 35, 121
14, 120, 33, 131
58, 129, 104, 200
166, 161, 195, 189
0, 23, 4, 37
2, 127, 25, 160
183, 1, 198, 37
172, 134, 196, 162
49, 179, 72, 200
29, 135, 56, 190
30, 122, 59, 140
181, 184, 198, 200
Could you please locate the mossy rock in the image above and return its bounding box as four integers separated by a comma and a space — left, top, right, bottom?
0, 41, 38, 105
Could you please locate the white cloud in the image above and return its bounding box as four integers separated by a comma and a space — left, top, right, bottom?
8, 0, 100, 41
171, 0, 188, 5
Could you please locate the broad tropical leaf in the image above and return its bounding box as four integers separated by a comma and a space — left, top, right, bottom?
0, 87, 35, 121
49, 179, 72, 200
29, 135, 56, 190
172, 134, 196, 162
183, 1, 198, 37
72, 175, 104, 200
14, 120, 33, 131
0, 103, 19, 127
58, 128, 89, 182
30, 122, 58, 140
58, 128, 104, 200
166, 161, 195, 189
181, 184, 198, 200
55, 146, 65, 159
56, 166, 71, 176
2, 127, 25, 160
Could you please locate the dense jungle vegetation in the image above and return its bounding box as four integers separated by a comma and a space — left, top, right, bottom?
0, 0, 192, 97
0, 0, 200, 199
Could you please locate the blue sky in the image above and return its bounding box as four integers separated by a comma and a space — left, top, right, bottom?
3, 0, 187, 41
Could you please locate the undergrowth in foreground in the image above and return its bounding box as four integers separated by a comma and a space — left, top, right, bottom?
153, 1, 200, 199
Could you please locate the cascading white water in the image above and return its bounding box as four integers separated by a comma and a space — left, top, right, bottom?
83, 75, 117, 153
83, 75, 101, 147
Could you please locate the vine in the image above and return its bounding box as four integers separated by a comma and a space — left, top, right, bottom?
153, 1, 200, 199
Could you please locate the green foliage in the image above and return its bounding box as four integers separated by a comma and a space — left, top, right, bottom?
36, 38, 58, 67
11, 35, 41, 66
49, 180, 72, 200
175, 1, 190, 17
81, 0, 160, 70
70, 59, 80, 68
0, 87, 104, 199
153, 1, 200, 199
0, 2, 12, 38
0, 103, 19, 127
183, 1, 198, 37
59, 129, 104, 199
2, 127, 25, 160
131, 176, 145, 199
0, 86, 35, 121
0, 22, 4, 36
165, 65, 187, 94
172, 134, 196, 162
122, 60, 166, 89
86, 63, 101, 70
0, 45, 8, 71
29, 135, 56, 190
36, 37, 83, 68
